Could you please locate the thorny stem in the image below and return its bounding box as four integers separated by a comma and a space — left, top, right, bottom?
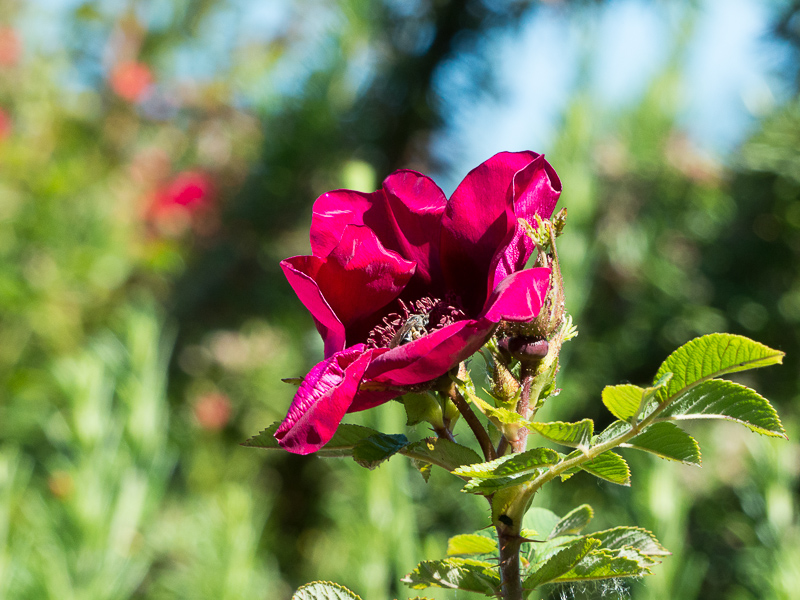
497, 528, 524, 600
432, 424, 457, 444
447, 385, 497, 462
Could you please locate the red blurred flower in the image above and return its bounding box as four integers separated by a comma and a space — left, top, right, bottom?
0, 107, 11, 140
109, 61, 153, 102
146, 170, 215, 236
275, 151, 562, 454
0, 27, 21, 68
194, 392, 232, 431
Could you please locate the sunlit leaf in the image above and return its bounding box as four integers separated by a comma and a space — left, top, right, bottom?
523, 538, 600, 589
554, 549, 651, 582
462, 472, 533, 495
549, 504, 594, 539
453, 448, 560, 479
402, 558, 501, 594
401, 438, 482, 474
602, 384, 644, 422
446, 534, 498, 556
658, 379, 786, 438
623, 422, 701, 465
589, 527, 670, 556
352, 433, 409, 469
655, 333, 784, 402
578, 451, 630, 486
526, 419, 594, 448
292, 581, 362, 600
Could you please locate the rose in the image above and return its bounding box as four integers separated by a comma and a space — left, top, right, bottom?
276, 151, 561, 454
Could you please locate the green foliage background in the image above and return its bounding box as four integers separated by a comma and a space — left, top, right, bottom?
1, 1, 799, 599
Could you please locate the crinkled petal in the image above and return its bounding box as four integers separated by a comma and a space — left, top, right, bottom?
440, 151, 541, 311
314, 224, 416, 328
482, 267, 551, 323
381, 170, 447, 290
310, 172, 446, 292
310, 189, 374, 257
364, 319, 495, 387
281, 256, 346, 357
488, 220, 536, 290
512, 154, 562, 223
275, 345, 372, 454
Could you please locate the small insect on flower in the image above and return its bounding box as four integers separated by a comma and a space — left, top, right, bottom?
390, 313, 429, 348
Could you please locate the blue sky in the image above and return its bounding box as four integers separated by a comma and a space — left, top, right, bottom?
431, 0, 794, 191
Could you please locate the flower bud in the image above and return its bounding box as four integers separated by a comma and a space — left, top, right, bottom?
497, 336, 549, 363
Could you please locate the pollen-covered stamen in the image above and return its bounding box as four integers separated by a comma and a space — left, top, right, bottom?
366, 295, 467, 349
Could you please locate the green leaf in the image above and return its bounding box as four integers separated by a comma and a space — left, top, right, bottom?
526, 419, 594, 448
623, 422, 701, 465
523, 507, 561, 540
401, 438, 483, 474
579, 451, 631, 486
316, 425, 383, 458
549, 504, 594, 539
292, 581, 362, 600
655, 333, 784, 402
554, 549, 651, 582
658, 379, 787, 438
602, 384, 644, 422
352, 433, 409, 469
402, 392, 442, 427
242, 422, 384, 458
523, 538, 601, 589
446, 534, 498, 556
453, 447, 560, 479
402, 558, 501, 594
589, 527, 670, 556
594, 420, 632, 445
411, 459, 432, 482
462, 473, 533, 495
242, 422, 281, 449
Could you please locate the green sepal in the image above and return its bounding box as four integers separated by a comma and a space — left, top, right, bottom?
446, 534, 498, 556
549, 504, 594, 539
352, 433, 409, 469
292, 581, 362, 600
453, 447, 560, 479
658, 379, 786, 438
655, 333, 784, 403
402, 392, 444, 428
401, 438, 483, 474
623, 422, 701, 465
402, 558, 501, 594
525, 419, 594, 449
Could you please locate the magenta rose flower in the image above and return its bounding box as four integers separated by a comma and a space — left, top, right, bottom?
276, 151, 562, 454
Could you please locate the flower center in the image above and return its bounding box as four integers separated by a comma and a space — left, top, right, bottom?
366, 296, 466, 349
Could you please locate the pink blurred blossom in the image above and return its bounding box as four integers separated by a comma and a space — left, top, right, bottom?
110, 61, 153, 102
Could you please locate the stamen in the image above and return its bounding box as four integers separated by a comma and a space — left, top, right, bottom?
366, 295, 467, 349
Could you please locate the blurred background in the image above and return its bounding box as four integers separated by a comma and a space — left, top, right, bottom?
1, 0, 799, 598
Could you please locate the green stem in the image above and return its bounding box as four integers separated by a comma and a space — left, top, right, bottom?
448, 386, 496, 462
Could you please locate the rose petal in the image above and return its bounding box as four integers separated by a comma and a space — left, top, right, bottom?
281, 256, 346, 357
512, 155, 562, 223
440, 151, 541, 312
488, 220, 537, 290
310, 172, 447, 293
482, 267, 551, 323
275, 345, 372, 454
365, 319, 495, 387
381, 170, 447, 290
315, 224, 416, 328
310, 189, 374, 257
